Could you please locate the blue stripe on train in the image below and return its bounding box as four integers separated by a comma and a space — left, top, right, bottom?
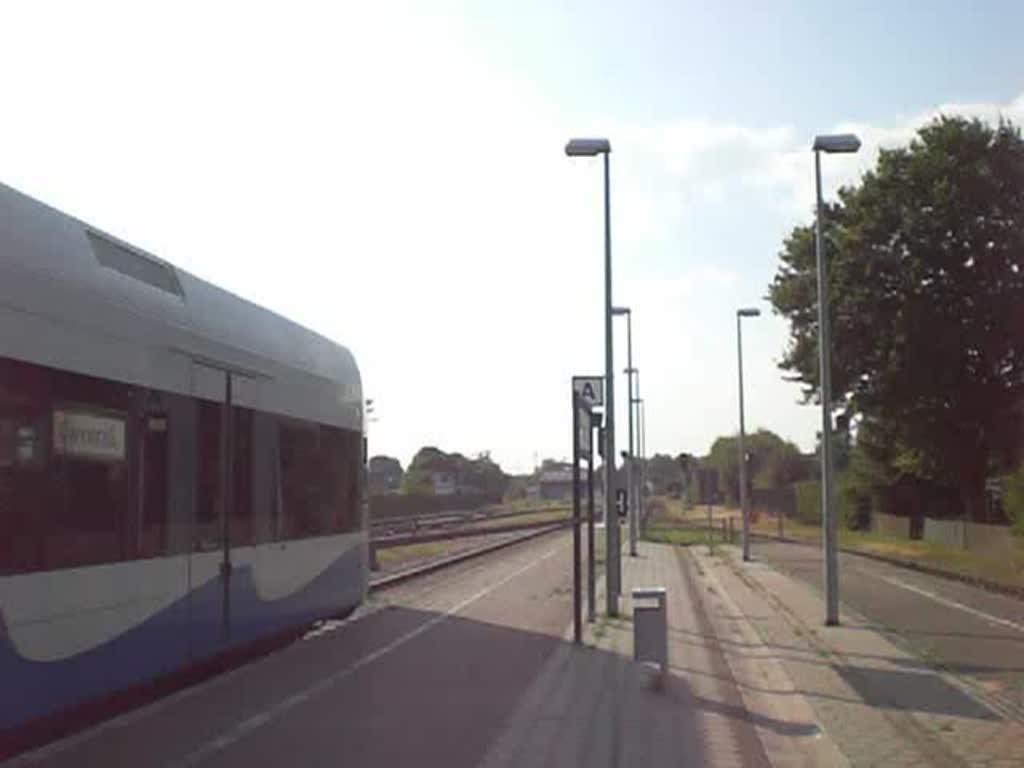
0, 545, 364, 730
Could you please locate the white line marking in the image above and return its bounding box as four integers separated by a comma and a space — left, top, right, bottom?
169, 545, 561, 767
876, 575, 1024, 634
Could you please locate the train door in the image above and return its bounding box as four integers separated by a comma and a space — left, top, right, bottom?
187, 359, 263, 651
188, 362, 237, 647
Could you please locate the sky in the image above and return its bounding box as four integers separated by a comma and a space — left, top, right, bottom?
2, 1, 1022, 474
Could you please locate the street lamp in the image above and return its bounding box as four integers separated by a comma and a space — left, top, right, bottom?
612, 306, 637, 557
631, 370, 643, 530
566, 136, 620, 616
736, 308, 760, 562
638, 398, 646, 518
813, 132, 860, 626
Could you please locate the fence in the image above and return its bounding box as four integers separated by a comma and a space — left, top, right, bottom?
964, 520, 1019, 554
369, 493, 501, 520
872, 512, 911, 539
922, 518, 965, 549
920, 518, 1017, 554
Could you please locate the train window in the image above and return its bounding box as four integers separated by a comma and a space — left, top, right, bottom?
49, 446, 132, 569
279, 419, 330, 538
231, 407, 254, 546
321, 425, 362, 534
276, 419, 362, 540
0, 358, 49, 573
46, 372, 136, 570
0, 356, 143, 574
138, 406, 170, 559
195, 400, 222, 551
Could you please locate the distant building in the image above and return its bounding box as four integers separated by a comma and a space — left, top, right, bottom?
538, 469, 574, 501
369, 455, 404, 494
432, 469, 458, 496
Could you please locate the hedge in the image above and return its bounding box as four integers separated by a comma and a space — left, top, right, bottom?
792, 476, 869, 530
794, 480, 821, 524
1003, 465, 1024, 537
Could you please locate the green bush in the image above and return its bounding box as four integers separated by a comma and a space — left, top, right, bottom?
794, 480, 821, 524
1003, 465, 1024, 537
839, 473, 871, 531
792, 477, 868, 529
400, 470, 434, 496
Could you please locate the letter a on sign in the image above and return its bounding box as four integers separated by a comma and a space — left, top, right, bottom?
572, 376, 604, 409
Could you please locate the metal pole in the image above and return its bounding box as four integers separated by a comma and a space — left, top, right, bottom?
738, 314, 751, 562
587, 443, 596, 622
633, 371, 643, 532
572, 393, 582, 645
707, 473, 714, 555
634, 399, 643, 528
707, 491, 713, 545
815, 149, 839, 626
626, 313, 636, 556
221, 373, 234, 639
603, 151, 619, 616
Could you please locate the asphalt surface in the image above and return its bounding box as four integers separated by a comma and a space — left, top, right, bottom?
5, 529, 786, 768
750, 536, 1024, 719
5, 532, 581, 768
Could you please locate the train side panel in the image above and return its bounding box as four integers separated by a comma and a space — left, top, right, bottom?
0, 536, 365, 730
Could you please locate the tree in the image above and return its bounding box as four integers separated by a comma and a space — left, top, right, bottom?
401, 445, 510, 497
707, 435, 741, 504
369, 455, 403, 474
368, 455, 404, 494
466, 452, 511, 497
705, 429, 807, 504
402, 446, 445, 494
770, 117, 1024, 518
539, 458, 571, 473
400, 470, 434, 495
643, 454, 684, 495
677, 453, 697, 496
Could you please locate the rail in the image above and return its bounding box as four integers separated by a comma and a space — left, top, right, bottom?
369, 520, 571, 590
369, 505, 570, 536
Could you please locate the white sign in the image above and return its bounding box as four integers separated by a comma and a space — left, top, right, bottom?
573, 376, 604, 408
578, 409, 592, 458
53, 410, 126, 462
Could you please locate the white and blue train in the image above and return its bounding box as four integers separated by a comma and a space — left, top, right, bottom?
0, 182, 367, 747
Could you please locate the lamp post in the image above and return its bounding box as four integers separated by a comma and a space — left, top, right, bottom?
736, 308, 760, 562
624, 364, 638, 551
588, 410, 602, 623
638, 398, 646, 522
566, 137, 619, 615
631, 370, 643, 530
812, 132, 860, 626
613, 306, 637, 557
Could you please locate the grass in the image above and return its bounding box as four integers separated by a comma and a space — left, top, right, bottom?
590, 530, 607, 567
749, 515, 1024, 588
642, 496, 734, 550
375, 541, 450, 567
477, 508, 569, 529
649, 498, 1024, 588
504, 498, 570, 512
642, 525, 716, 548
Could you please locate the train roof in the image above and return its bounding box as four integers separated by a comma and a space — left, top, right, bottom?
0, 181, 361, 426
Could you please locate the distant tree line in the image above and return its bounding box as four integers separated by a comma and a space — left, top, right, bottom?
398, 446, 510, 498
